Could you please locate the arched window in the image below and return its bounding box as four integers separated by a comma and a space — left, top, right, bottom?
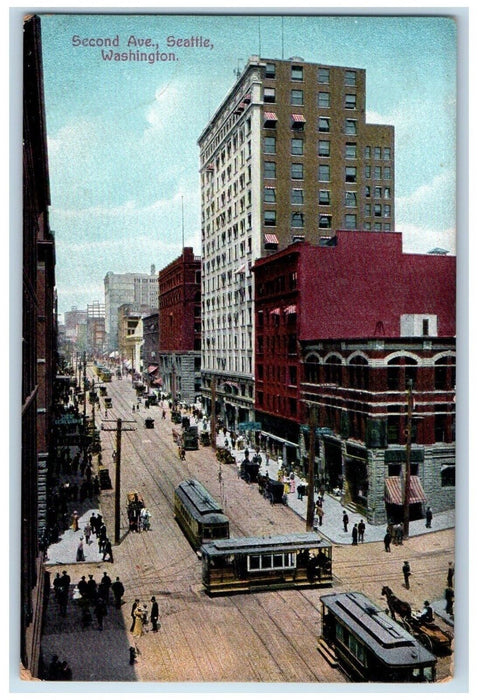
434, 356, 456, 390
349, 356, 369, 389
304, 355, 320, 383
324, 355, 342, 385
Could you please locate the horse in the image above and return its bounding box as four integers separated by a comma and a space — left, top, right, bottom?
381, 586, 412, 620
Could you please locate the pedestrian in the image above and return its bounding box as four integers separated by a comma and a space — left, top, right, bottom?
90, 512, 97, 534
357, 519, 366, 543
86, 574, 97, 602
150, 596, 159, 632
47, 654, 61, 681
396, 522, 404, 545
99, 571, 112, 603
445, 586, 454, 616
384, 531, 392, 552
425, 506, 433, 528
447, 562, 454, 588
53, 573, 62, 602
316, 504, 324, 526
77, 575, 88, 599
132, 404, 135, 412
129, 646, 137, 665
103, 538, 114, 563
342, 510, 349, 532
130, 599, 140, 632
76, 537, 85, 562
351, 524, 358, 545
58, 660, 72, 681
402, 560, 411, 589
94, 598, 107, 631
83, 522, 92, 545
71, 510, 79, 532
112, 576, 125, 609
132, 603, 144, 638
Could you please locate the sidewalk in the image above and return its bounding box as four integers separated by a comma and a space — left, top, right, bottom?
218, 434, 455, 546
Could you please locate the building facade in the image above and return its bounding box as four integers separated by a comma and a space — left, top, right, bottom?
158, 247, 201, 403
86, 301, 106, 356
22, 14, 57, 678
104, 267, 158, 351
253, 232, 455, 524
198, 55, 394, 427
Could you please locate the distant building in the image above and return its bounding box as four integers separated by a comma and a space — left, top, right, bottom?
253, 231, 455, 524
142, 312, 161, 390
198, 55, 395, 427
104, 266, 158, 350
86, 301, 106, 355
158, 247, 201, 403
64, 305, 87, 346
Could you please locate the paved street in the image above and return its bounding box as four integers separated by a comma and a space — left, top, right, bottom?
40, 370, 455, 686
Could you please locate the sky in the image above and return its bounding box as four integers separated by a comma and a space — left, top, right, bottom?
34, 10, 458, 320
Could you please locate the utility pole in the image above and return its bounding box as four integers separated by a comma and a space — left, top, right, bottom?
403, 379, 413, 540
82, 351, 87, 461
210, 377, 217, 451
306, 405, 317, 531
101, 418, 136, 545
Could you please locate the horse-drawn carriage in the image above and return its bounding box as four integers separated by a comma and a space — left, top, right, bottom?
381, 586, 453, 655
216, 447, 236, 464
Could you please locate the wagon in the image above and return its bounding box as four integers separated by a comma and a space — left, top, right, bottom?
104, 397, 112, 409
401, 616, 453, 655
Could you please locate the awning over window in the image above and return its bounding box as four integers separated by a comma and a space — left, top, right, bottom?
147, 365, 159, 375
291, 113, 306, 123
243, 93, 251, 103
206, 163, 214, 170
270, 308, 281, 316
384, 476, 427, 505
264, 111, 277, 123
264, 233, 279, 245
284, 305, 297, 314
235, 264, 245, 274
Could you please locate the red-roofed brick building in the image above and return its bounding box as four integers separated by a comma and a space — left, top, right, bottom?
253, 231, 455, 524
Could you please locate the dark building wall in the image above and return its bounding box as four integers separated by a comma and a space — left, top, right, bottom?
22, 14, 55, 678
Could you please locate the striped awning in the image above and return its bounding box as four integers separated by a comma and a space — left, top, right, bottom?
264, 233, 279, 245
384, 476, 427, 505
264, 111, 278, 122
147, 365, 159, 375
235, 264, 245, 274
291, 113, 306, 122
270, 307, 281, 315
284, 305, 297, 314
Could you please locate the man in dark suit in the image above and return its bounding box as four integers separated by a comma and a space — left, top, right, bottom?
150, 596, 159, 632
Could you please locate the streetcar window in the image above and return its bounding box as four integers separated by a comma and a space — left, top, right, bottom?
249, 556, 260, 570
262, 555, 272, 569
273, 554, 283, 567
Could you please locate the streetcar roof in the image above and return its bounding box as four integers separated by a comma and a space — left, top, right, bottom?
321, 592, 436, 667
201, 532, 331, 556
175, 479, 225, 516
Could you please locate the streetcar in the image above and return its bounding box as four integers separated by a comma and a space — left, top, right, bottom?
200, 532, 332, 596
318, 591, 437, 683
174, 479, 230, 550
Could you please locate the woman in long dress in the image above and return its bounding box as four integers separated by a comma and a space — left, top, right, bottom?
132, 604, 143, 637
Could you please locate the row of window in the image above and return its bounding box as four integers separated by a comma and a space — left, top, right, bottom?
264, 137, 391, 161
264, 187, 392, 209
264, 115, 361, 135
262, 161, 392, 183
264, 63, 357, 87
263, 211, 391, 229
264, 87, 359, 110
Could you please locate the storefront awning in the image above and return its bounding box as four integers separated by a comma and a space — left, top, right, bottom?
384, 476, 427, 505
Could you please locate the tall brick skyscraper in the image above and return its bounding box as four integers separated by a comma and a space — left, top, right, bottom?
198, 56, 395, 428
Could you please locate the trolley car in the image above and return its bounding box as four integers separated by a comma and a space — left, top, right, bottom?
174, 479, 230, 551
319, 592, 437, 683
201, 532, 332, 596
